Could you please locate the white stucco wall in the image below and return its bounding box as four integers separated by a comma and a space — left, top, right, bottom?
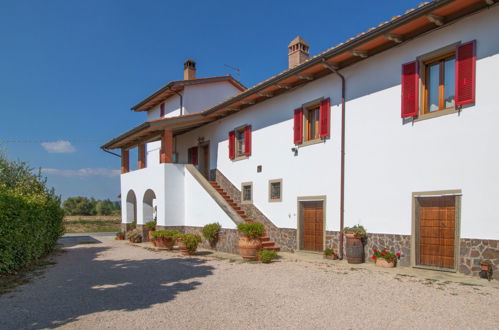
174, 6, 499, 240
121, 164, 236, 229
184, 170, 236, 229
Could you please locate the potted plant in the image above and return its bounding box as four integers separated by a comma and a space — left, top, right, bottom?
145, 221, 156, 241
177, 233, 202, 255
237, 222, 265, 260
151, 230, 179, 250
258, 250, 278, 263
323, 248, 338, 260
115, 231, 126, 240
130, 220, 137, 231
202, 222, 221, 248
344, 225, 367, 264
128, 231, 142, 243
372, 248, 400, 268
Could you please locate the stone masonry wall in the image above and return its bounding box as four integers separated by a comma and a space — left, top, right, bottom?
459, 239, 499, 280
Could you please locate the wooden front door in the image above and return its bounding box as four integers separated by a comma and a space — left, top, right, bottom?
302, 201, 324, 252
199, 144, 209, 179
417, 196, 456, 269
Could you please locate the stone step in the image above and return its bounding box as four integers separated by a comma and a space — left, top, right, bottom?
262, 241, 276, 247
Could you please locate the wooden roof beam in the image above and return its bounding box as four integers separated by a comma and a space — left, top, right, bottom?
485, 0, 494, 5
350, 49, 368, 58
384, 33, 403, 43
257, 91, 273, 97
320, 62, 339, 70
296, 74, 314, 81
241, 100, 255, 105
426, 14, 444, 26
275, 83, 292, 89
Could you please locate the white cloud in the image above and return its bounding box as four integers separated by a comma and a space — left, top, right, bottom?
41, 168, 120, 178
41, 140, 76, 153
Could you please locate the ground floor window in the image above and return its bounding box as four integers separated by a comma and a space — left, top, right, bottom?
241, 182, 252, 204
268, 179, 282, 202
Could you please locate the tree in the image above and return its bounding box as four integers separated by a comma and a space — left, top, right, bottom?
62, 196, 95, 215
95, 199, 114, 215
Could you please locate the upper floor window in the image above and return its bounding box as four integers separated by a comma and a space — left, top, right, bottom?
229, 125, 252, 160
424, 54, 455, 113
294, 98, 330, 145
268, 179, 282, 202
401, 40, 476, 119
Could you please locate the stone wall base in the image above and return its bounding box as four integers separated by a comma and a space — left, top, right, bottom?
138, 223, 499, 280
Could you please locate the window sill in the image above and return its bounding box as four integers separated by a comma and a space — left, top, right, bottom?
269, 198, 282, 203
241, 200, 252, 205
298, 138, 326, 148
232, 155, 249, 162
413, 107, 458, 122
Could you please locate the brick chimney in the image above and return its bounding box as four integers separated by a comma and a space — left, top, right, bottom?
184, 59, 196, 80
288, 36, 309, 69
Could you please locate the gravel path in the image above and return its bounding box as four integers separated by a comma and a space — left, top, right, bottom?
0, 234, 498, 329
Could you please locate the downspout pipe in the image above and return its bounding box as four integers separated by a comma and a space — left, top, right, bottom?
321, 59, 346, 260
171, 89, 184, 116
101, 146, 121, 158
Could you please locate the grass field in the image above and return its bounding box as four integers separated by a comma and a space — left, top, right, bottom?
64, 219, 121, 233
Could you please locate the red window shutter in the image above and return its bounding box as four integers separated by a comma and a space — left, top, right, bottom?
293, 108, 303, 144
319, 98, 331, 138
191, 147, 198, 166
401, 61, 419, 118
244, 125, 252, 156
228, 131, 235, 159
160, 103, 165, 117
455, 40, 476, 107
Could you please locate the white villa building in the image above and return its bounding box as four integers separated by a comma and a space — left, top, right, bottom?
102, 0, 499, 279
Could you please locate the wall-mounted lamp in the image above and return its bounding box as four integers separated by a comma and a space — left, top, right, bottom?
291, 147, 298, 156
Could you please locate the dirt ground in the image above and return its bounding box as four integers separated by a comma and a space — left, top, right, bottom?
0, 234, 497, 330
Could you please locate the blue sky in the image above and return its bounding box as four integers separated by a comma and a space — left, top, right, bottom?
0, 0, 422, 201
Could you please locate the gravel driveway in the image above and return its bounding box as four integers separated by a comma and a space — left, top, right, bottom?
0, 234, 498, 329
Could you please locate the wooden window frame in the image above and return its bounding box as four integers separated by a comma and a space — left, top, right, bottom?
268, 179, 283, 203
421, 52, 456, 115
413, 42, 460, 122
298, 98, 325, 148
241, 182, 253, 204
233, 125, 249, 161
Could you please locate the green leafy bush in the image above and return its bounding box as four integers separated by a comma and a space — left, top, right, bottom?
152, 230, 179, 240
128, 231, 142, 243
258, 250, 278, 263
178, 233, 202, 253
145, 221, 156, 230
237, 222, 265, 239
344, 225, 367, 238
0, 153, 64, 274
130, 220, 137, 230
202, 222, 221, 242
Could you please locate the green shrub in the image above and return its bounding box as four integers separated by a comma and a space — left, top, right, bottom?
179, 233, 202, 253
237, 222, 265, 239
130, 220, 137, 230
324, 248, 333, 256
145, 221, 156, 230
151, 230, 179, 240
344, 225, 367, 238
258, 250, 277, 263
0, 153, 64, 275
202, 222, 221, 242
0, 187, 64, 274
128, 231, 142, 243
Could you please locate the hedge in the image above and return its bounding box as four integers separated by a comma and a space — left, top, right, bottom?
0, 187, 64, 274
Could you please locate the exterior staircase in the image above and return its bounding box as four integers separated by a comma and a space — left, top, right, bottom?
209, 181, 280, 252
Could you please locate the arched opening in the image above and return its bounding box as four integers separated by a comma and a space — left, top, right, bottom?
126, 190, 137, 223
143, 189, 157, 224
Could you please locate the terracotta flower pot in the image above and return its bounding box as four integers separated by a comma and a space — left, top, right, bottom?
239, 235, 261, 260
177, 240, 190, 255
324, 254, 338, 260
148, 230, 155, 241
115, 235, 125, 240
155, 237, 175, 250
375, 258, 396, 268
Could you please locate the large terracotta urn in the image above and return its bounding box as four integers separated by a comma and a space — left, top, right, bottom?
239, 235, 261, 260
